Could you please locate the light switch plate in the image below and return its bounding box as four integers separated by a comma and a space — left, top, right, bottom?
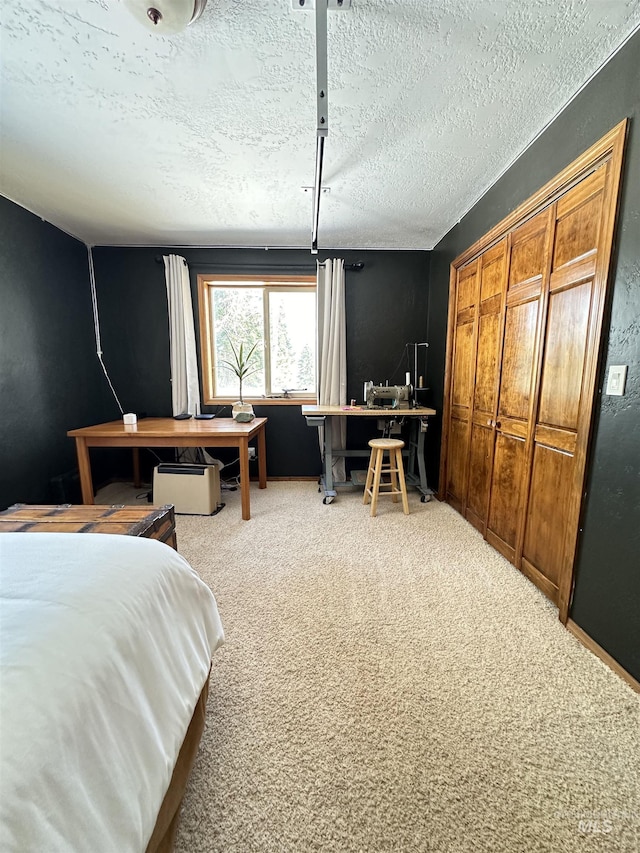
605, 364, 628, 396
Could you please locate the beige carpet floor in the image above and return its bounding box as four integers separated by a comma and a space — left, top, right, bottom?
102, 480, 640, 852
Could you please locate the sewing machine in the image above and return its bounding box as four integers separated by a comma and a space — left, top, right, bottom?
364, 381, 412, 409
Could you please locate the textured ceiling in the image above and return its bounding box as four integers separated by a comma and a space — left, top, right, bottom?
1, 0, 639, 250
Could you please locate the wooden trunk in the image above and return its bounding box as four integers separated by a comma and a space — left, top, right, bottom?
0, 504, 177, 550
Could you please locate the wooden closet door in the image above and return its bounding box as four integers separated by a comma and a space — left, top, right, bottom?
485, 210, 552, 563
521, 166, 608, 608
445, 260, 479, 514
465, 240, 508, 534
441, 123, 626, 620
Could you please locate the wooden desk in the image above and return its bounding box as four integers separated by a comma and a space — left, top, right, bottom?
68, 418, 267, 520
301, 405, 436, 504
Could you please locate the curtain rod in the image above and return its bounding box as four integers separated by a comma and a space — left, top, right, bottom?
153, 256, 364, 271
318, 261, 364, 271
155, 255, 187, 266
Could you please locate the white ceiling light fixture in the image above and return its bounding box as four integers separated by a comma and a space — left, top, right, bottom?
123, 0, 207, 35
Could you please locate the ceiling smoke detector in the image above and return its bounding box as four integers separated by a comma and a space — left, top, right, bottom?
123, 0, 207, 34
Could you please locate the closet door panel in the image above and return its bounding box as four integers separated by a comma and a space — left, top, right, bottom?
457, 269, 477, 311
451, 320, 475, 409
486, 432, 526, 559
538, 280, 592, 429
553, 168, 606, 269
465, 303, 501, 531
480, 246, 506, 300
498, 299, 539, 420
448, 312, 474, 507
466, 421, 494, 530
508, 221, 548, 292
474, 306, 502, 414
485, 212, 549, 565
522, 444, 574, 600
446, 417, 470, 512
445, 262, 479, 511
523, 168, 605, 605
465, 241, 508, 532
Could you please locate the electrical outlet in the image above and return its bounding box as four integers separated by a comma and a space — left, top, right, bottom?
248, 447, 256, 460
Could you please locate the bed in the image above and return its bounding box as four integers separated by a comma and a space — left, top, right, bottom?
0, 531, 224, 853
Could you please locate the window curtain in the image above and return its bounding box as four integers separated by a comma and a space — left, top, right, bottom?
164, 254, 201, 417
317, 258, 347, 482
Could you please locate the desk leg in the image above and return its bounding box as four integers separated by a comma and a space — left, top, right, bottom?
75, 438, 95, 505
417, 425, 429, 497
320, 417, 338, 504
132, 448, 141, 489
239, 438, 251, 520
257, 424, 267, 489
407, 421, 417, 482
324, 416, 333, 491
409, 418, 432, 502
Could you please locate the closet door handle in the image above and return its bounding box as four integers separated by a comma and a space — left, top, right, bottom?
495, 420, 502, 429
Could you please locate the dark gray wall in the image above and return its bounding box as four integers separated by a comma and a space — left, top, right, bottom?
428, 33, 640, 681
91, 247, 430, 479
0, 198, 116, 509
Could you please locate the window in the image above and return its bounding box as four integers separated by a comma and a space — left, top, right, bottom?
198, 275, 317, 403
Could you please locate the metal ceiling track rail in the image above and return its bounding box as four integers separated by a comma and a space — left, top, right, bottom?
293, 0, 351, 253
312, 0, 328, 254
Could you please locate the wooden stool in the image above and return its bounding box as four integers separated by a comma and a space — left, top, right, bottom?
363, 438, 410, 516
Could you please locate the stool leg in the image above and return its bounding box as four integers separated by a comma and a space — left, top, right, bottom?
389, 450, 399, 502
396, 447, 410, 515
363, 447, 375, 505
370, 448, 383, 517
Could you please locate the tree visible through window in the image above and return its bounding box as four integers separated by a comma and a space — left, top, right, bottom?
198, 275, 316, 402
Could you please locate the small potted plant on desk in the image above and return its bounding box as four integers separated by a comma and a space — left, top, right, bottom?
222, 340, 259, 422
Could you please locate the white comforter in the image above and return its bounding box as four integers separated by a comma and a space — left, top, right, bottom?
0, 532, 224, 853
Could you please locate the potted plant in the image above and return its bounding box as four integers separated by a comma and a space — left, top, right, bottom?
221, 339, 260, 421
